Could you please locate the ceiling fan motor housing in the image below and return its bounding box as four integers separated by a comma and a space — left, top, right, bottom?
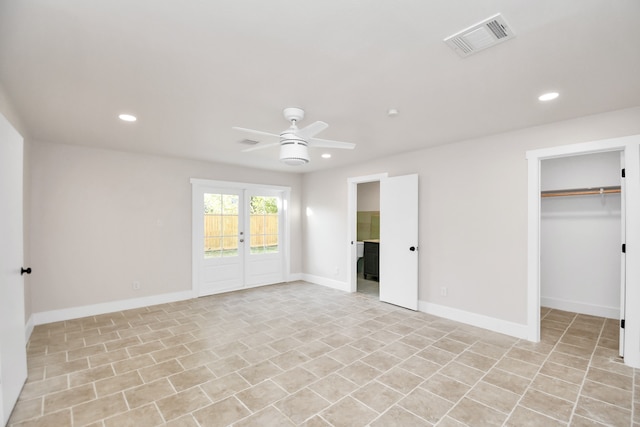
280, 135, 309, 165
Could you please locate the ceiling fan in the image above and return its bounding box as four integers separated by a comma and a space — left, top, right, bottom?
233, 107, 356, 166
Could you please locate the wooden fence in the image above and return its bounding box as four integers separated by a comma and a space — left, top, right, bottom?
204, 214, 278, 251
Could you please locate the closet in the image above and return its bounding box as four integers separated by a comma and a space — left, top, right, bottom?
540, 151, 623, 321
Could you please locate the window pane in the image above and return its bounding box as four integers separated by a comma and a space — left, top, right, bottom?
204, 237, 221, 258
223, 194, 239, 214
249, 195, 279, 255
267, 214, 278, 234
222, 235, 238, 252
204, 192, 239, 259
204, 214, 221, 236
222, 248, 238, 257
204, 193, 222, 214
251, 234, 264, 248
222, 215, 238, 236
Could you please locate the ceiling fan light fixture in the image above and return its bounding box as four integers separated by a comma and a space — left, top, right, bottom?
234, 107, 355, 165
280, 140, 309, 166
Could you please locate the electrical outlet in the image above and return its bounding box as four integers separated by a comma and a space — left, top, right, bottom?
440, 287, 448, 297
132, 281, 141, 290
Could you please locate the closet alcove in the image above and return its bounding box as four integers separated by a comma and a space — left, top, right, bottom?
540, 151, 623, 324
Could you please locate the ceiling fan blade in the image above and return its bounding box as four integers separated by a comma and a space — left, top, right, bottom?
241, 141, 281, 152
232, 127, 280, 139
297, 121, 328, 139
308, 137, 356, 150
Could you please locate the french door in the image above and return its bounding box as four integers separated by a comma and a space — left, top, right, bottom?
192, 180, 288, 296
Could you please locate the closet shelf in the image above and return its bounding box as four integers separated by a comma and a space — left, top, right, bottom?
541, 186, 621, 198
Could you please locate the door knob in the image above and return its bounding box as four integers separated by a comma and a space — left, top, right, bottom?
239, 239, 244, 243
21, 267, 32, 275
409, 246, 416, 252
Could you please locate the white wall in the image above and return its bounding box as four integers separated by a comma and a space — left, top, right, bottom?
29, 141, 303, 314
541, 152, 621, 318
357, 181, 380, 211
541, 151, 621, 190
303, 107, 640, 328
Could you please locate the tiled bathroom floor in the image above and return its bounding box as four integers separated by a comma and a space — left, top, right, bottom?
357, 274, 379, 298
8, 281, 637, 426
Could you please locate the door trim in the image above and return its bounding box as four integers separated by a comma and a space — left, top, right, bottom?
526, 134, 640, 368
190, 179, 291, 296
620, 151, 627, 357
347, 173, 388, 293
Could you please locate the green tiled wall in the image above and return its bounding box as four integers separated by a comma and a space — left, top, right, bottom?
357, 211, 380, 241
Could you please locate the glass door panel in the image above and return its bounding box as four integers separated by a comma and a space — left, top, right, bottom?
204, 193, 239, 258
249, 195, 280, 254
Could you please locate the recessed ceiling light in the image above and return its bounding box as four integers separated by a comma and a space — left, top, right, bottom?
321, 153, 331, 159
538, 92, 559, 102
118, 114, 137, 122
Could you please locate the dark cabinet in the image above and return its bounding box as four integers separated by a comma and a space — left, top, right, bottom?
363, 241, 379, 280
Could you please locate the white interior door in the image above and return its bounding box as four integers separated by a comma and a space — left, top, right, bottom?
620, 152, 626, 357
380, 174, 419, 310
0, 113, 28, 425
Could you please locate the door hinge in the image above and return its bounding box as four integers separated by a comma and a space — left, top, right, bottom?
622, 168, 626, 178
621, 319, 625, 329
622, 243, 626, 253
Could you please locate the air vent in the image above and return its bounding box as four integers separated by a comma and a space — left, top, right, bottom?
238, 138, 259, 145
444, 14, 515, 58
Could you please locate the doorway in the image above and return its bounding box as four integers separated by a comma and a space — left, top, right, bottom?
526, 135, 640, 368
540, 151, 623, 355
348, 174, 387, 294
191, 179, 290, 297
348, 173, 419, 311
356, 181, 380, 298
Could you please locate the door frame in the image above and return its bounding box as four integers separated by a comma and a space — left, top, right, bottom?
526, 134, 640, 367
347, 173, 388, 293
620, 151, 627, 357
190, 179, 291, 297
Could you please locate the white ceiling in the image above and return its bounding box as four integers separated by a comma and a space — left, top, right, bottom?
1, 1, 639, 173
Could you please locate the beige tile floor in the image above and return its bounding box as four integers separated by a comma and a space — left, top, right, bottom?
8, 281, 638, 426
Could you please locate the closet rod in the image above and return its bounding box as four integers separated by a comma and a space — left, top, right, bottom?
541, 186, 621, 198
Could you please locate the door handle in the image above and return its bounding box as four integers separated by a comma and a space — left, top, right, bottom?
239, 239, 244, 243
409, 246, 416, 252
21, 267, 32, 275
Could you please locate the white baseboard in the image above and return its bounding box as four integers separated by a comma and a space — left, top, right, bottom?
26, 277, 529, 345
32, 290, 196, 326
301, 274, 349, 292
286, 273, 304, 282
29, 277, 308, 328
25, 314, 35, 342
300, 274, 529, 340
419, 300, 530, 340
541, 296, 619, 319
